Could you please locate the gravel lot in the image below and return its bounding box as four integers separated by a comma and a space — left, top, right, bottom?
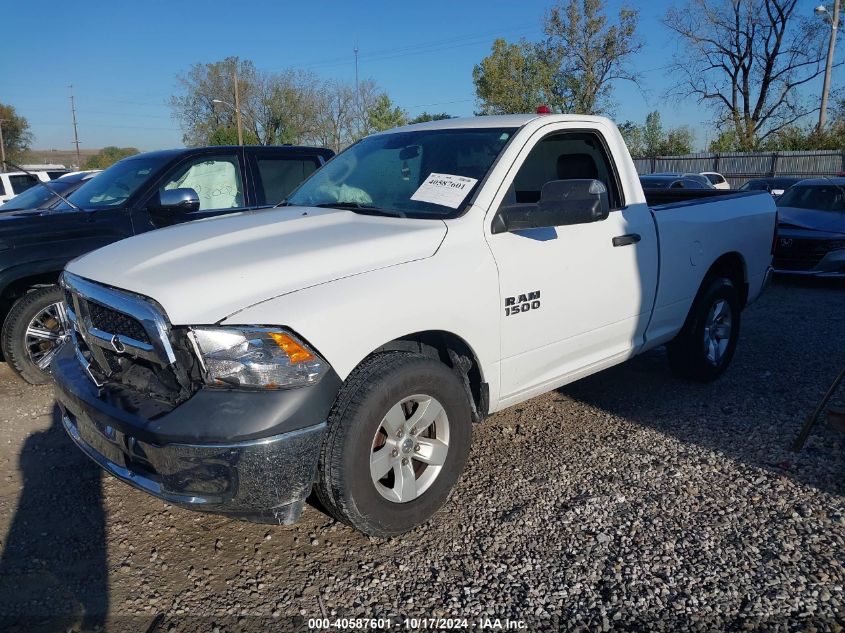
0, 278, 843, 632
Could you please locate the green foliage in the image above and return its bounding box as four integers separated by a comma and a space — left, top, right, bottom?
623, 111, 694, 157
365, 94, 408, 133
83, 146, 140, 169
0, 103, 33, 165
472, 38, 556, 115
472, 1, 641, 116
642, 111, 663, 156
543, 0, 642, 114
171, 57, 405, 152
708, 131, 741, 153
617, 121, 643, 157
207, 126, 260, 147
409, 112, 455, 124
761, 124, 845, 151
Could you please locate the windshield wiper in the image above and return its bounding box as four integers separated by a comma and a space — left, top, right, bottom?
5, 161, 83, 212
312, 202, 405, 218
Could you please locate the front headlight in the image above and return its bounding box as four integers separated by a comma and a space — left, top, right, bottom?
191, 327, 327, 389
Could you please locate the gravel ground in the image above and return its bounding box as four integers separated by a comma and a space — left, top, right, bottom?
0, 278, 843, 632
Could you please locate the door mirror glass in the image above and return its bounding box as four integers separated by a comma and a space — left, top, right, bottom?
154, 187, 200, 213
492, 179, 610, 234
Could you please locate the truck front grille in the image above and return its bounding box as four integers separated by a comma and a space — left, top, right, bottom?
60, 272, 200, 405
87, 301, 151, 344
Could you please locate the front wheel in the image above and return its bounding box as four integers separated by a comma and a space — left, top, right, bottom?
2, 286, 71, 385
315, 352, 472, 536
667, 277, 741, 382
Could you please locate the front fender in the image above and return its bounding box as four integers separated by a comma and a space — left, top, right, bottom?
219, 224, 503, 404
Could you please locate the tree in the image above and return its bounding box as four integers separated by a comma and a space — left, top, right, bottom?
0, 104, 33, 166
171, 58, 404, 152
662, 127, 695, 155
543, 0, 643, 114
642, 111, 664, 156
409, 112, 455, 124
362, 94, 407, 134
664, 0, 833, 150
622, 111, 695, 157
170, 57, 263, 147
83, 146, 140, 169
618, 121, 644, 157
472, 38, 556, 114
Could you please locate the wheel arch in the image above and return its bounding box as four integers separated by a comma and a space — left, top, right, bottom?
365, 330, 489, 423
0, 270, 64, 359
703, 251, 748, 308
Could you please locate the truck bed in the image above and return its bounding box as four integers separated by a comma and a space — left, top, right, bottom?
643, 188, 762, 208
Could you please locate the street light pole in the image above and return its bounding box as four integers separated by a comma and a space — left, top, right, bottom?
817, 2, 841, 130
212, 98, 247, 146
0, 120, 6, 172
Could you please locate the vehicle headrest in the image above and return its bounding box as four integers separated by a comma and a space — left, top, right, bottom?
557, 153, 599, 180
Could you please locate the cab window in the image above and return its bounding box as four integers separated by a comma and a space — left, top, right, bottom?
255, 156, 320, 205
160, 154, 244, 211
508, 131, 622, 209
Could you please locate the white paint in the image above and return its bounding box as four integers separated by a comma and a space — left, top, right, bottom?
65, 114, 776, 414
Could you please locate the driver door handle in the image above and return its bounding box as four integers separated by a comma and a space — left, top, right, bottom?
612, 233, 641, 247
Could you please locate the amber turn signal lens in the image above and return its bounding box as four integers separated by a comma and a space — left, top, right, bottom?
268, 332, 315, 364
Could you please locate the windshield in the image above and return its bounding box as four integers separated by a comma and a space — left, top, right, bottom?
286, 127, 516, 218
776, 184, 845, 212
0, 179, 74, 211
57, 155, 166, 210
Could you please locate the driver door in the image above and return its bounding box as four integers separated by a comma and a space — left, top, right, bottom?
485, 123, 658, 404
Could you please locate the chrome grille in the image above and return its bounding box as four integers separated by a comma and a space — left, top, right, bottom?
60, 272, 176, 378
87, 301, 151, 344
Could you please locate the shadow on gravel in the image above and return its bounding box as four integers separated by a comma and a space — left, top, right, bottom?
0, 404, 108, 632
559, 277, 845, 497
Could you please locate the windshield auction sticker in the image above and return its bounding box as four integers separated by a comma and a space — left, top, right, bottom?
411, 173, 478, 208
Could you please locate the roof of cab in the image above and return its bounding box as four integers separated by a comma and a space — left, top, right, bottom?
381, 113, 614, 133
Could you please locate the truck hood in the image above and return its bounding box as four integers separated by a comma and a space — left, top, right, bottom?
0, 207, 80, 252
777, 206, 845, 235
66, 206, 448, 325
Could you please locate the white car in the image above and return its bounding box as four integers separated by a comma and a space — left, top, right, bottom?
0, 171, 52, 204
701, 171, 731, 189
53, 114, 776, 536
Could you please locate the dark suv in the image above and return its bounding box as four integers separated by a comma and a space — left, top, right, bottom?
0, 145, 333, 384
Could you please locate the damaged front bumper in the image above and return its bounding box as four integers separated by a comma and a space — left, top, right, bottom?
52, 343, 339, 524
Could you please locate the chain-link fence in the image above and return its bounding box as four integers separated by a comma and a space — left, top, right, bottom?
634, 151, 845, 188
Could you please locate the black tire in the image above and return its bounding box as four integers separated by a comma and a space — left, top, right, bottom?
667, 276, 741, 382
1, 286, 68, 385
315, 352, 472, 537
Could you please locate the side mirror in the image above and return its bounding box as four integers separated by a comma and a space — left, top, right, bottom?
492, 179, 610, 234
153, 187, 200, 213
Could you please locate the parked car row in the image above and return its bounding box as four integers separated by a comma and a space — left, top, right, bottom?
0, 170, 101, 212
0, 170, 55, 205
0, 144, 334, 384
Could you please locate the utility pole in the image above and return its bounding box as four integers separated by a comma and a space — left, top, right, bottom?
817, 1, 841, 130
69, 85, 81, 168
0, 120, 6, 172
354, 45, 360, 107
233, 63, 244, 146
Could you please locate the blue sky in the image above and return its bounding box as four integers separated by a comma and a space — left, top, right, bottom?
2, 0, 840, 152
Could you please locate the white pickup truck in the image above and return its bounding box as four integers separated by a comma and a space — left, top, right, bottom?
52, 114, 776, 536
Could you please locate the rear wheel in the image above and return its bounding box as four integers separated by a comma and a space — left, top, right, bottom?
315, 352, 472, 536
667, 277, 741, 382
1, 286, 71, 385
